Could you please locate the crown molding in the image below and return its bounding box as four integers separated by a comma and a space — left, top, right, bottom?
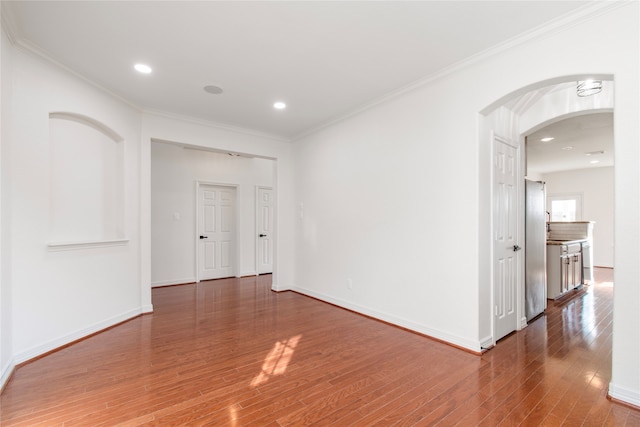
1, 1, 20, 45
142, 109, 291, 143
291, 1, 628, 142
2, 1, 142, 113
14, 37, 144, 113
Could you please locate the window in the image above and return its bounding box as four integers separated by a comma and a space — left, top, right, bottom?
547, 194, 583, 222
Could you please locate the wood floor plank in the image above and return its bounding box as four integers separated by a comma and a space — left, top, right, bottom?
1, 269, 638, 426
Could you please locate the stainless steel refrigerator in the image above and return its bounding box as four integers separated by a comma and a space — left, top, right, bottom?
525, 180, 547, 321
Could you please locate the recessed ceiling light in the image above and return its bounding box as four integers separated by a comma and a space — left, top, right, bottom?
540, 137, 554, 142
204, 85, 224, 95
561, 146, 574, 150
134, 63, 152, 74
273, 102, 286, 110
584, 150, 605, 156
590, 160, 601, 164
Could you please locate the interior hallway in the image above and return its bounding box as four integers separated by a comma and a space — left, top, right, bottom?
1, 268, 638, 426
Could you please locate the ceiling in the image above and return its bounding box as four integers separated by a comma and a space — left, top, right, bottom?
3, 1, 593, 140
527, 112, 614, 175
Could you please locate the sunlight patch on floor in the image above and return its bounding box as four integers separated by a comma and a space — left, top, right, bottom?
250, 335, 302, 388
228, 404, 238, 427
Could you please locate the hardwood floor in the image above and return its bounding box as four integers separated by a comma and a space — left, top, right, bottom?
2, 268, 639, 426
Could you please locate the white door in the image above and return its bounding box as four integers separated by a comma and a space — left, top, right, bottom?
493, 135, 520, 341
256, 187, 273, 274
198, 184, 236, 281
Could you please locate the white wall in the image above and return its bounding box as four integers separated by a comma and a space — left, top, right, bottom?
151, 142, 274, 285
293, 66, 486, 351
292, 2, 639, 406
5, 44, 145, 364
0, 12, 13, 388
543, 166, 614, 267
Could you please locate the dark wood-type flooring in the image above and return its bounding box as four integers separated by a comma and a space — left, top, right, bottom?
2, 268, 639, 426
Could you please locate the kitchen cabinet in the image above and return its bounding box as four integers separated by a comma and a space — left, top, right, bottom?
547, 242, 583, 299
547, 221, 594, 283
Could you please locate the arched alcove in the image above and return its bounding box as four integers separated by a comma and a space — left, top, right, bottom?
48, 112, 126, 248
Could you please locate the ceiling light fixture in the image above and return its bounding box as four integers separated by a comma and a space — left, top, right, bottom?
577, 80, 602, 97
590, 160, 601, 164
134, 63, 152, 74
540, 137, 554, 142
204, 85, 224, 95
273, 102, 286, 110
562, 146, 574, 150
584, 150, 605, 156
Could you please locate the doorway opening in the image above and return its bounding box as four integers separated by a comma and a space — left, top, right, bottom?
150, 140, 277, 288
483, 76, 615, 347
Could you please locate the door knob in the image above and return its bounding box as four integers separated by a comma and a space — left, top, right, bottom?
199, 235, 208, 239
513, 245, 522, 252
259, 234, 267, 237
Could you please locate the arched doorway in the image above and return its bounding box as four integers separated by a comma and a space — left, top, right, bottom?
481, 76, 614, 346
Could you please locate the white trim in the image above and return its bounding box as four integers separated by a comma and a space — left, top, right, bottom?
141, 304, 154, 314
1, 1, 19, 45
1, 358, 16, 391
519, 316, 528, 330
47, 238, 129, 251
480, 336, 494, 351
144, 109, 289, 143
239, 270, 258, 278
49, 112, 124, 142
151, 277, 196, 288
13, 307, 144, 365
195, 181, 239, 283
291, 286, 483, 353
7, 38, 143, 114
608, 383, 640, 408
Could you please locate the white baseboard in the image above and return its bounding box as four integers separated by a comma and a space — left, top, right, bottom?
609, 382, 640, 407
151, 277, 196, 288
519, 316, 528, 330
13, 307, 144, 365
1, 358, 15, 391
141, 304, 154, 313
480, 336, 494, 350
291, 286, 482, 353
271, 282, 291, 292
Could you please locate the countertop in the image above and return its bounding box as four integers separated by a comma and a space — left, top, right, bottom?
546, 239, 588, 246
547, 221, 595, 224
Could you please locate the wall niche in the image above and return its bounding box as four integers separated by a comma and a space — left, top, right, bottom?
48, 112, 126, 249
